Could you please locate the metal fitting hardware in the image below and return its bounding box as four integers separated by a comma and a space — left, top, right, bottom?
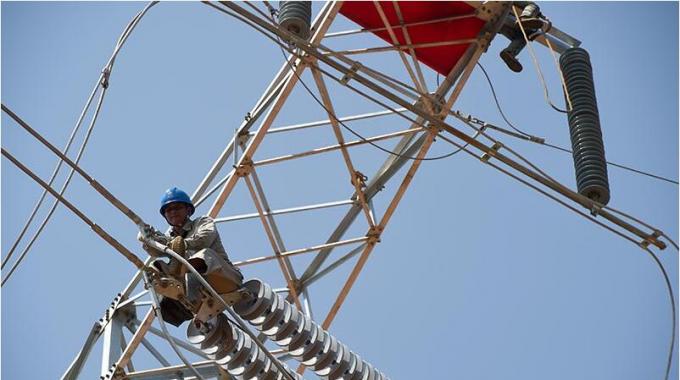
351, 170, 368, 189
223, 279, 390, 379
367, 225, 383, 245
100, 66, 111, 89
234, 158, 254, 177
340, 61, 362, 85
480, 142, 503, 163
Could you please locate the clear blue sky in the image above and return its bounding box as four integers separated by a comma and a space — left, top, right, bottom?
2, 2, 678, 380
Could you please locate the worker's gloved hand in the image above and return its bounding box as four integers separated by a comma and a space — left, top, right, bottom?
137, 224, 155, 242
141, 224, 156, 238
169, 236, 186, 256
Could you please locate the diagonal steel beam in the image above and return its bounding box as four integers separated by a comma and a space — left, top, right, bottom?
295, 14, 497, 283
207, 1, 342, 218
192, 1, 343, 203
321, 128, 438, 330
310, 65, 376, 227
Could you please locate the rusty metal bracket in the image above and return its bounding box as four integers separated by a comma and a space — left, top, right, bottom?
351, 170, 368, 189
640, 230, 664, 249
481, 142, 503, 162
340, 61, 363, 85
234, 157, 254, 177
366, 225, 384, 245
194, 287, 251, 323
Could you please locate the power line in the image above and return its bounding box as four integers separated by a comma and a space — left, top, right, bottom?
1, 1, 159, 280
207, 1, 475, 162
436, 133, 676, 380
209, 2, 670, 252
476, 62, 679, 186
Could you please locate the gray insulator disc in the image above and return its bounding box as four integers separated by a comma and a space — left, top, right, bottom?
202, 315, 231, 351
274, 307, 301, 345
251, 289, 280, 327
313, 334, 341, 376
216, 328, 245, 367
288, 314, 316, 357
284, 310, 312, 350
264, 298, 293, 337
301, 330, 330, 366
328, 344, 353, 379
279, 1, 312, 40
242, 344, 269, 379
295, 322, 326, 362
261, 294, 288, 335
225, 331, 254, 374
186, 313, 228, 347
346, 353, 365, 380
235, 279, 274, 322
209, 323, 239, 361
228, 341, 259, 377
360, 362, 376, 380
212, 327, 239, 363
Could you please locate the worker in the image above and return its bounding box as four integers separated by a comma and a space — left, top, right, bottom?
499, 1, 548, 73
139, 187, 243, 326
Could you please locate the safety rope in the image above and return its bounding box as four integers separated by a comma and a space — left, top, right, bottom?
544, 35, 573, 111
512, 6, 569, 114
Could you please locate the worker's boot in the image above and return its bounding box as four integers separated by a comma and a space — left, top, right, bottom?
500, 37, 526, 73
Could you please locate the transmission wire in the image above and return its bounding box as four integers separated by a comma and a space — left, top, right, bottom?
437, 132, 676, 380
476, 62, 678, 186
2, 1, 159, 277
206, 1, 477, 162
210, 2, 675, 251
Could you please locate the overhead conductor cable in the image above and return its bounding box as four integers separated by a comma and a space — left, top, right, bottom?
2, 104, 297, 380
2, 1, 159, 279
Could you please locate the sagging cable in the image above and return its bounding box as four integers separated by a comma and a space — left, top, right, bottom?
3, 1, 159, 271
0, 148, 149, 282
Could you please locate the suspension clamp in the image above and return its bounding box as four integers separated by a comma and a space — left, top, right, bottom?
340, 61, 363, 85
589, 204, 602, 217
351, 170, 368, 189
639, 230, 664, 249
234, 157, 254, 177
237, 129, 251, 145
481, 142, 503, 162
100, 66, 111, 89
367, 225, 383, 245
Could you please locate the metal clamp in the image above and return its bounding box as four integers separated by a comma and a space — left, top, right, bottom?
234, 157, 254, 177
194, 287, 251, 323
481, 142, 503, 162
366, 225, 383, 245
340, 61, 363, 85
351, 170, 368, 189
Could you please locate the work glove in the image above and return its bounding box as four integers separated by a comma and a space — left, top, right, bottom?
169, 236, 187, 256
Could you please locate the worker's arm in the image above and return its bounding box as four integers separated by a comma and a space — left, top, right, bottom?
184, 216, 218, 250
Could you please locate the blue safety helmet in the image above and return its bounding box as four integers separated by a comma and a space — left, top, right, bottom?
159, 187, 195, 216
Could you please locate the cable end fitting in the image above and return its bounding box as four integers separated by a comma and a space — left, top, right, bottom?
100, 66, 111, 89
481, 142, 503, 163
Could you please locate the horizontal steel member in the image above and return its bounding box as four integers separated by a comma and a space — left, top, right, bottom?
215, 199, 354, 224
324, 12, 477, 38
253, 127, 426, 167
234, 237, 369, 267
324, 38, 479, 56
253, 108, 408, 136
